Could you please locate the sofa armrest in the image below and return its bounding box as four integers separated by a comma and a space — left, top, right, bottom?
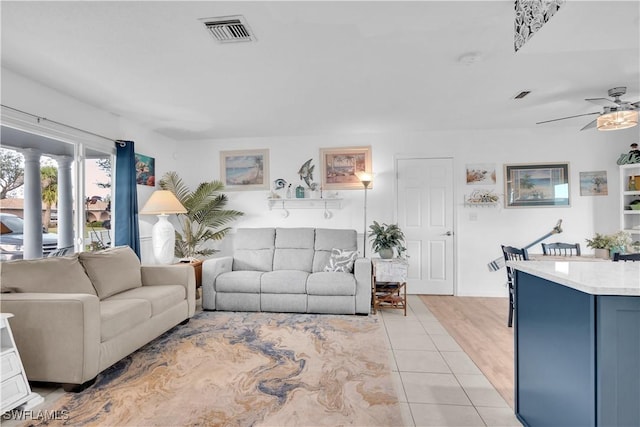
201, 256, 233, 310
0, 293, 101, 384
353, 258, 372, 314
141, 265, 195, 317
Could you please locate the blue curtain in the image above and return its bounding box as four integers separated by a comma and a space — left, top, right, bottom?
114, 140, 140, 257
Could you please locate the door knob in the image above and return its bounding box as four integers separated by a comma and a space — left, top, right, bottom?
444, 231, 453, 236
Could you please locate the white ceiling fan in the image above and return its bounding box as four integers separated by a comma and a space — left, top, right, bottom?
537, 87, 640, 131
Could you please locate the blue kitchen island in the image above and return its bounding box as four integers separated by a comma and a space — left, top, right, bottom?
508, 260, 640, 427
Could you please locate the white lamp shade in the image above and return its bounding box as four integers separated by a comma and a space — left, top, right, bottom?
140, 190, 187, 215
597, 110, 639, 131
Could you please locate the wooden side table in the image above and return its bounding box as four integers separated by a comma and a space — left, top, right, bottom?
372, 259, 408, 316
176, 259, 203, 288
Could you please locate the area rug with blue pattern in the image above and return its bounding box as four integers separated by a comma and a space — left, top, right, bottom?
28, 311, 401, 426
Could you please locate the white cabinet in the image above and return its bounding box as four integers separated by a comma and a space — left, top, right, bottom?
1, 314, 43, 414
619, 164, 640, 238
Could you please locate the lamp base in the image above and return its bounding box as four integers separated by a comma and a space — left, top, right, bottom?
151, 214, 175, 264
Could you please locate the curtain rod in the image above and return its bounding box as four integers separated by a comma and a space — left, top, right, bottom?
1, 104, 125, 146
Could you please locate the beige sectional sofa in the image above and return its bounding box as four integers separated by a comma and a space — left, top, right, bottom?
0, 246, 195, 391
202, 228, 371, 315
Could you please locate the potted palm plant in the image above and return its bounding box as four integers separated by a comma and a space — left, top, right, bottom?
368, 221, 407, 259
159, 171, 243, 259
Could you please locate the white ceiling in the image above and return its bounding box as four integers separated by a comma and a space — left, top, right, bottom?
2, 1, 639, 141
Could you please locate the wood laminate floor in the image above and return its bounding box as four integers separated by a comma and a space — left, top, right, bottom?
419, 296, 515, 409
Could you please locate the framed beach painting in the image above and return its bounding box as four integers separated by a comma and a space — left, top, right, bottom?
504, 162, 570, 208
579, 171, 608, 196
466, 163, 496, 185
220, 149, 270, 191
319, 146, 372, 190
135, 153, 155, 186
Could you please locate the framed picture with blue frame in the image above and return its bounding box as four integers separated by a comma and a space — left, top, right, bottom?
504, 162, 570, 208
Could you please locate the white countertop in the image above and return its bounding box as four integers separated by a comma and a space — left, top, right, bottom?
508, 260, 640, 296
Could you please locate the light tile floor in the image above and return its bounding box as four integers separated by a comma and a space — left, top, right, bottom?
378, 295, 522, 427
2, 296, 522, 427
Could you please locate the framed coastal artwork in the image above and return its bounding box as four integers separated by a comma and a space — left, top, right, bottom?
466, 163, 496, 185
504, 162, 570, 208
135, 153, 155, 186
579, 171, 608, 196
220, 149, 270, 191
319, 146, 372, 190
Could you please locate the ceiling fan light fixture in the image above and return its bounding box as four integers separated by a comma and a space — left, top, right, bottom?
596, 110, 639, 131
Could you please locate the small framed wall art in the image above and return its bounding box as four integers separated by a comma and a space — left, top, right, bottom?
504, 162, 570, 208
220, 149, 270, 191
135, 153, 155, 186
319, 146, 372, 190
466, 163, 496, 185
579, 171, 608, 196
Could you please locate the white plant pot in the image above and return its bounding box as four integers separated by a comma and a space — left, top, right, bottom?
594, 248, 609, 260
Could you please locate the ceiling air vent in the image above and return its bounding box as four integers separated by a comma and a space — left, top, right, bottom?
200, 15, 255, 43
514, 90, 532, 99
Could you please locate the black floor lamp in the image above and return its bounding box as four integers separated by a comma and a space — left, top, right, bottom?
357, 172, 372, 257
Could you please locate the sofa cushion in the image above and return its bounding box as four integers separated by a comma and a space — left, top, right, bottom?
307, 272, 356, 296
273, 228, 315, 272
260, 270, 309, 294
315, 228, 357, 251
109, 285, 185, 316
323, 248, 359, 273
216, 271, 263, 293
312, 229, 357, 272
233, 228, 275, 271
79, 246, 142, 299
100, 298, 151, 342
0, 254, 96, 295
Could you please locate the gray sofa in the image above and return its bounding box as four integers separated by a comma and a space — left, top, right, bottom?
202, 228, 371, 314
0, 246, 196, 391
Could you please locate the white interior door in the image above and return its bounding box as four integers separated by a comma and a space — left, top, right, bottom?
396, 158, 454, 295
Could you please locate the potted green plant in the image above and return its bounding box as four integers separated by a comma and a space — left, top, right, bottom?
368, 221, 407, 259
159, 171, 244, 260
585, 233, 613, 259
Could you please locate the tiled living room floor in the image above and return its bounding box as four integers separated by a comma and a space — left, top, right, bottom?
379, 295, 522, 427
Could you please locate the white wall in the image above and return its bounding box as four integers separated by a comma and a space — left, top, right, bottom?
177, 126, 633, 296
3, 68, 635, 294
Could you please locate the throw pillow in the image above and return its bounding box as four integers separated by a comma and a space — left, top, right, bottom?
79, 246, 142, 299
323, 248, 359, 273
0, 254, 96, 295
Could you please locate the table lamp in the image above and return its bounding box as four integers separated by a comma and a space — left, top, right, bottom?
139, 190, 187, 264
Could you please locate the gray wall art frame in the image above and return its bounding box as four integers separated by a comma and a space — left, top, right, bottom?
504, 162, 570, 208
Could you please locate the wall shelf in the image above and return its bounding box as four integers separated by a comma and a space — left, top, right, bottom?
267, 198, 342, 218
463, 195, 499, 208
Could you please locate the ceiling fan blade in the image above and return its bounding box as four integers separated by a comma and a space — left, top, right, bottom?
536, 112, 600, 125
585, 97, 618, 107
580, 119, 598, 131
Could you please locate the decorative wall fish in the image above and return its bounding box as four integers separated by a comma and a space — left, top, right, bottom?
298, 159, 317, 190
